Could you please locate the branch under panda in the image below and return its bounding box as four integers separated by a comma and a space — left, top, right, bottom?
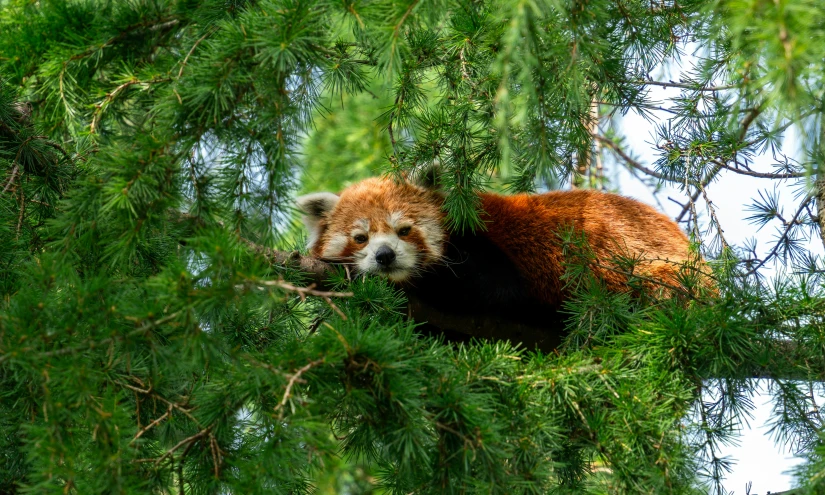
247, 241, 566, 352
246, 243, 825, 380
228, 229, 825, 387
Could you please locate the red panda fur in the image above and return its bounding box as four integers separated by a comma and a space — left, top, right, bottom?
478, 189, 692, 305
297, 177, 694, 309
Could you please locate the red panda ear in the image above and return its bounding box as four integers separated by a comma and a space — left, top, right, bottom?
296, 192, 339, 247
409, 164, 441, 190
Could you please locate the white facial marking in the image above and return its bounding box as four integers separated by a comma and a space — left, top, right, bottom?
387, 212, 404, 229
354, 218, 370, 231
355, 233, 419, 282
416, 217, 444, 261
321, 234, 349, 258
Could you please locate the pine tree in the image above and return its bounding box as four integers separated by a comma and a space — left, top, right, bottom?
1, 0, 824, 493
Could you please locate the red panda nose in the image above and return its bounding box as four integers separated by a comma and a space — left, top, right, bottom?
375, 245, 396, 266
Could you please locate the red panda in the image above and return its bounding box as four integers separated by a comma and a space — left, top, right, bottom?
297, 177, 695, 314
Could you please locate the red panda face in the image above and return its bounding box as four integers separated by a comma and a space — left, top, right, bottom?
296, 178, 445, 282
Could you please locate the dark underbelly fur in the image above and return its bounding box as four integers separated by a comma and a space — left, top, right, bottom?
402, 231, 564, 329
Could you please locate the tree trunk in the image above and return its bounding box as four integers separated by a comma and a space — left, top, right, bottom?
816, 177, 825, 252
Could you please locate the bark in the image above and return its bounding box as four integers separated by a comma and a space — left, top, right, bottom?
816, 177, 825, 252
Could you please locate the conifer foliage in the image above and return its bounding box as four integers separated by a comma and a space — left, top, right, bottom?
0, 0, 824, 493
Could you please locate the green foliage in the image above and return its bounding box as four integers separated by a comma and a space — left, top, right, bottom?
301, 78, 393, 194
0, 0, 824, 494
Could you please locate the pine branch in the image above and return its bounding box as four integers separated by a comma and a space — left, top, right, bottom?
699, 176, 730, 250
2, 164, 18, 194
709, 159, 804, 179
0, 311, 183, 364
676, 166, 719, 224
131, 404, 174, 444
274, 358, 327, 420
594, 134, 670, 181
90, 77, 172, 134
744, 197, 812, 276
250, 245, 567, 351
636, 79, 739, 91
67, 16, 181, 63
255, 279, 352, 319
177, 27, 219, 79
152, 427, 212, 466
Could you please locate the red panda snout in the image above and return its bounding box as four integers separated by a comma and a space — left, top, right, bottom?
374, 245, 396, 265
353, 232, 424, 281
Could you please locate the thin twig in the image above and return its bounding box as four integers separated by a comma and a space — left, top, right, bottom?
346, 3, 365, 28
153, 427, 211, 466
307, 316, 324, 335
117, 382, 203, 428
90, 77, 171, 133
699, 180, 730, 250
2, 164, 19, 194
68, 17, 181, 63
257, 279, 353, 319
40, 140, 72, 162
209, 435, 221, 478
387, 97, 402, 163
0, 310, 183, 364
274, 358, 326, 420
594, 134, 671, 181
676, 166, 720, 224
393, 1, 419, 42
743, 198, 812, 276
177, 27, 218, 79
709, 159, 804, 179
738, 106, 763, 142
131, 404, 173, 443
117, 380, 223, 476
16, 185, 25, 238
259, 280, 353, 299
815, 178, 825, 253
636, 79, 739, 91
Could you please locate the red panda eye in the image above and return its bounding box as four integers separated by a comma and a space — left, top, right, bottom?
353, 234, 368, 244
397, 227, 411, 237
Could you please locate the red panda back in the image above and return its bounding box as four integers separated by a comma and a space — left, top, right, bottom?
479, 189, 691, 305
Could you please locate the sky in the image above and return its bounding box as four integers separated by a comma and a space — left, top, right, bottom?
611, 76, 824, 494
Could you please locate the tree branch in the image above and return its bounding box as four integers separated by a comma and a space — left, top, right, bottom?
635, 79, 739, 91
251, 245, 567, 352
68, 17, 181, 63
177, 27, 218, 79
816, 178, 825, 253
594, 134, 671, 181
709, 159, 804, 179
274, 358, 326, 420
131, 404, 173, 444
744, 198, 812, 276
2, 164, 19, 194
90, 77, 171, 134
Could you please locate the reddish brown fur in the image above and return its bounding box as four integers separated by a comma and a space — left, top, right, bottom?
478, 190, 691, 304
306, 178, 695, 306
310, 178, 445, 263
